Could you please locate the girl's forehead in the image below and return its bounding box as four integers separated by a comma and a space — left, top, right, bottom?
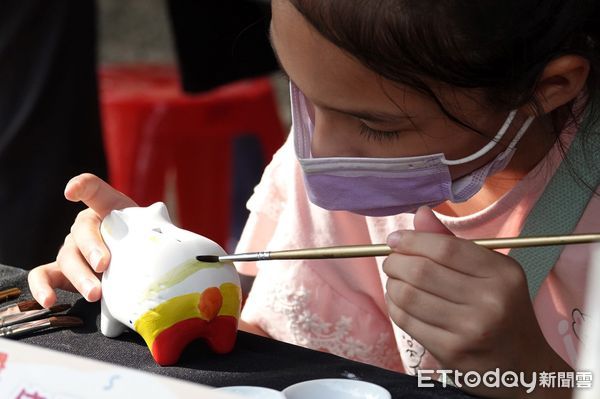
271, 0, 379, 100
271, 0, 418, 117
270, 0, 486, 121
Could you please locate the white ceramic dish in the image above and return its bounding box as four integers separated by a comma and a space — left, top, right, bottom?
213, 385, 286, 399
282, 378, 391, 399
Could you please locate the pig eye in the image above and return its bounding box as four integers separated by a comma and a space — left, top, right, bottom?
152, 227, 163, 234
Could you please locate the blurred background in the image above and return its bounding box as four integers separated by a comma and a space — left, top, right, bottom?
98, 0, 290, 121
0, 0, 290, 269
99, 0, 176, 65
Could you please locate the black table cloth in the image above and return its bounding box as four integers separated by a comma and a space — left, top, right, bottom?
1, 265, 478, 398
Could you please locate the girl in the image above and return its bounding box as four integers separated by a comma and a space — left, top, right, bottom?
28, 1, 600, 398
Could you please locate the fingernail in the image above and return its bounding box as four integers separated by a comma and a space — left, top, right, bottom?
37, 290, 50, 307
89, 249, 103, 271
64, 177, 80, 199
80, 278, 97, 300
387, 232, 403, 248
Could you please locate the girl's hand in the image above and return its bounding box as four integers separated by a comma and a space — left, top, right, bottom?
28, 173, 137, 308
383, 207, 572, 399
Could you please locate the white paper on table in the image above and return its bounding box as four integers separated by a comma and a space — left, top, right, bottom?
0, 338, 241, 399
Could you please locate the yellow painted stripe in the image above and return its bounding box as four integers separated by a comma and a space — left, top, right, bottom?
134, 284, 241, 349
218, 282, 242, 318
134, 292, 202, 349
143, 259, 227, 300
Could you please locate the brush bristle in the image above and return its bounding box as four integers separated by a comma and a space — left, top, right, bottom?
196, 255, 220, 263
19, 300, 43, 311
48, 316, 83, 328
49, 303, 72, 313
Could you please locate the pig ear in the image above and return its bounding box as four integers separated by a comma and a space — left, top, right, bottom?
101, 210, 129, 241
149, 202, 172, 223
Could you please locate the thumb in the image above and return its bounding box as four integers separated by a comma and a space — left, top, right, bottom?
386, 206, 454, 250
413, 206, 454, 235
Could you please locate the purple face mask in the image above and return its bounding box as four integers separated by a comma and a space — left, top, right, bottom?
291, 83, 534, 216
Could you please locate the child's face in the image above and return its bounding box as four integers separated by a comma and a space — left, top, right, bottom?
271, 0, 529, 180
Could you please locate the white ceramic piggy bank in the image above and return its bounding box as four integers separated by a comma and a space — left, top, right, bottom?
99, 202, 241, 366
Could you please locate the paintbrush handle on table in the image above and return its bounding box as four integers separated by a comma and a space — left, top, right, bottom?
0, 300, 43, 317
0, 304, 71, 328
0, 287, 21, 302
0, 316, 83, 338
197, 232, 600, 263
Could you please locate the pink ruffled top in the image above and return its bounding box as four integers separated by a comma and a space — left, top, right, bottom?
235, 124, 598, 374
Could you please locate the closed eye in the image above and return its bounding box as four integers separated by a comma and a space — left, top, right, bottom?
358, 122, 403, 142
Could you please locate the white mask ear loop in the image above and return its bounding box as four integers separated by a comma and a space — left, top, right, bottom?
506, 115, 535, 150
443, 110, 518, 166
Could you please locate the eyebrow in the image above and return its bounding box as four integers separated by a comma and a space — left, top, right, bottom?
318, 103, 412, 123
268, 28, 411, 123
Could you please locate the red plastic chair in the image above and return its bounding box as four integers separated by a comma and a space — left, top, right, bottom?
99, 65, 286, 247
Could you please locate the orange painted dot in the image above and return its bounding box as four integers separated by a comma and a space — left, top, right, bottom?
198, 287, 222, 321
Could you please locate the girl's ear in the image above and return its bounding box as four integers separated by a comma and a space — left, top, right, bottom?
530, 55, 590, 115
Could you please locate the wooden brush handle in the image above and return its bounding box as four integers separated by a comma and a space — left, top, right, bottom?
267, 232, 600, 260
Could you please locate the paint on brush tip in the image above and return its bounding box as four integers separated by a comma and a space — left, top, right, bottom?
195, 255, 221, 263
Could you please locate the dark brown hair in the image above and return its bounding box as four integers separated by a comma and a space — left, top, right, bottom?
289, 0, 600, 133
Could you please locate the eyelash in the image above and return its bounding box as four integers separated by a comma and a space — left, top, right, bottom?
358, 123, 403, 142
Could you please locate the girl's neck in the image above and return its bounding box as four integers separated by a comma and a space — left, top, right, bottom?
433, 173, 525, 217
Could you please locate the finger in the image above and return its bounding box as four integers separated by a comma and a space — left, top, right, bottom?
387, 206, 453, 249
56, 235, 102, 302
382, 253, 475, 304
28, 262, 76, 308
385, 277, 465, 331
413, 206, 454, 235
385, 293, 453, 355
387, 231, 493, 277
71, 209, 110, 272
64, 173, 137, 218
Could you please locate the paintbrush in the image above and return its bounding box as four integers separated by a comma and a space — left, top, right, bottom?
0, 303, 71, 328
0, 300, 43, 317
0, 287, 21, 302
0, 315, 83, 338
196, 232, 600, 263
